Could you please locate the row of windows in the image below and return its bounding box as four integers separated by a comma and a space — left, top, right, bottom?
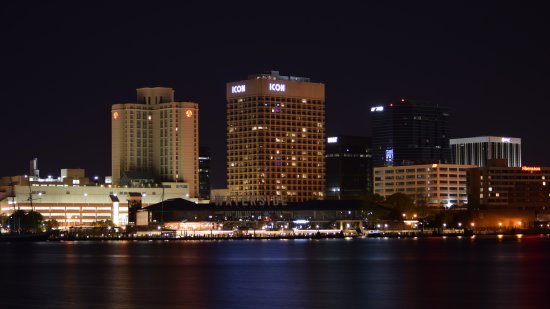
381, 174, 463, 180
375, 167, 467, 174
229, 97, 323, 104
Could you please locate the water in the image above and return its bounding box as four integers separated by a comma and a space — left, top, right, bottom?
1, 236, 549, 308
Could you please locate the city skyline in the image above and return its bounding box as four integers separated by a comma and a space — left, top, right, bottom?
1, 2, 549, 189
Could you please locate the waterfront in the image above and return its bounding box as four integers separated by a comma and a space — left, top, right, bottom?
1, 236, 549, 308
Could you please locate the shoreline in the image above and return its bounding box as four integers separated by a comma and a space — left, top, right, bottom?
46, 230, 550, 241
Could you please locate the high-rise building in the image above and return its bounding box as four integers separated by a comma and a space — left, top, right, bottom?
226, 71, 325, 202
199, 146, 211, 199
370, 99, 450, 168
450, 136, 521, 167
325, 135, 372, 200
112, 87, 199, 197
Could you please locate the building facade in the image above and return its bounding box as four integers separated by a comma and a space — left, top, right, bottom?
467, 160, 550, 209
199, 146, 211, 199
0, 173, 190, 227
374, 164, 474, 207
112, 87, 199, 197
451, 136, 521, 167
326, 135, 372, 199
226, 71, 325, 202
370, 99, 450, 168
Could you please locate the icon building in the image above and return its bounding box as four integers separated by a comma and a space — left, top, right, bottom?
111, 87, 199, 197
370, 99, 451, 168
226, 71, 325, 202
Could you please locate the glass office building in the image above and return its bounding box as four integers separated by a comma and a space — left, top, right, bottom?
370, 99, 450, 168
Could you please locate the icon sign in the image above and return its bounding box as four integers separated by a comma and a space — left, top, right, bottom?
269, 83, 286, 92
231, 85, 246, 93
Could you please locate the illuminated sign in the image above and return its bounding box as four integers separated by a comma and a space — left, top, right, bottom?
370, 106, 384, 112
269, 83, 286, 92
522, 166, 541, 172
113, 112, 119, 120
385, 149, 394, 163
185, 110, 193, 117
327, 137, 338, 143
502, 137, 511, 143
213, 195, 287, 206
231, 85, 246, 94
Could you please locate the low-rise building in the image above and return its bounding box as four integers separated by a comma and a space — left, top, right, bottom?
374, 164, 474, 207
0, 171, 190, 227
467, 159, 550, 209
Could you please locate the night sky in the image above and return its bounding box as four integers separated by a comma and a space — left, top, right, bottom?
1, 2, 549, 188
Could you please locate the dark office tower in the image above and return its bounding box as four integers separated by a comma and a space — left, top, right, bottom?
370, 99, 450, 168
325, 136, 372, 200
199, 147, 211, 199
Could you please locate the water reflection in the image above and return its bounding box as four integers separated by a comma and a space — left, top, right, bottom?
0, 236, 549, 308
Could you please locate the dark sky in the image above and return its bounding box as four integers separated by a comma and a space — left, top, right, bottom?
1, 1, 549, 188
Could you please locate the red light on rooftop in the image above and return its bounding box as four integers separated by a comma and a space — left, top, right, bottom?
401, 98, 406, 102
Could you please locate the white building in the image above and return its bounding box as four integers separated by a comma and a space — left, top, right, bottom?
0, 175, 190, 227
112, 87, 199, 197
450, 136, 521, 167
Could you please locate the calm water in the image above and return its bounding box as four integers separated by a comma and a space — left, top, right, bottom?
1, 236, 549, 308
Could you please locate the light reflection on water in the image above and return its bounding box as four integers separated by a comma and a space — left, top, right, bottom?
1, 236, 549, 308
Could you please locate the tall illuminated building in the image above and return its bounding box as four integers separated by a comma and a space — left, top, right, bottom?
370, 99, 450, 168
112, 87, 199, 197
226, 71, 325, 202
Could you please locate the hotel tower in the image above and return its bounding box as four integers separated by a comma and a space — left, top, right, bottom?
226, 71, 325, 202
112, 87, 199, 197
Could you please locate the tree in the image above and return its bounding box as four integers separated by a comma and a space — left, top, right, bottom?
385, 193, 414, 210
42, 219, 60, 231
358, 193, 391, 227
90, 219, 115, 228
0, 214, 9, 227
384, 193, 415, 220
361, 193, 385, 209
7, 210, 44, 233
